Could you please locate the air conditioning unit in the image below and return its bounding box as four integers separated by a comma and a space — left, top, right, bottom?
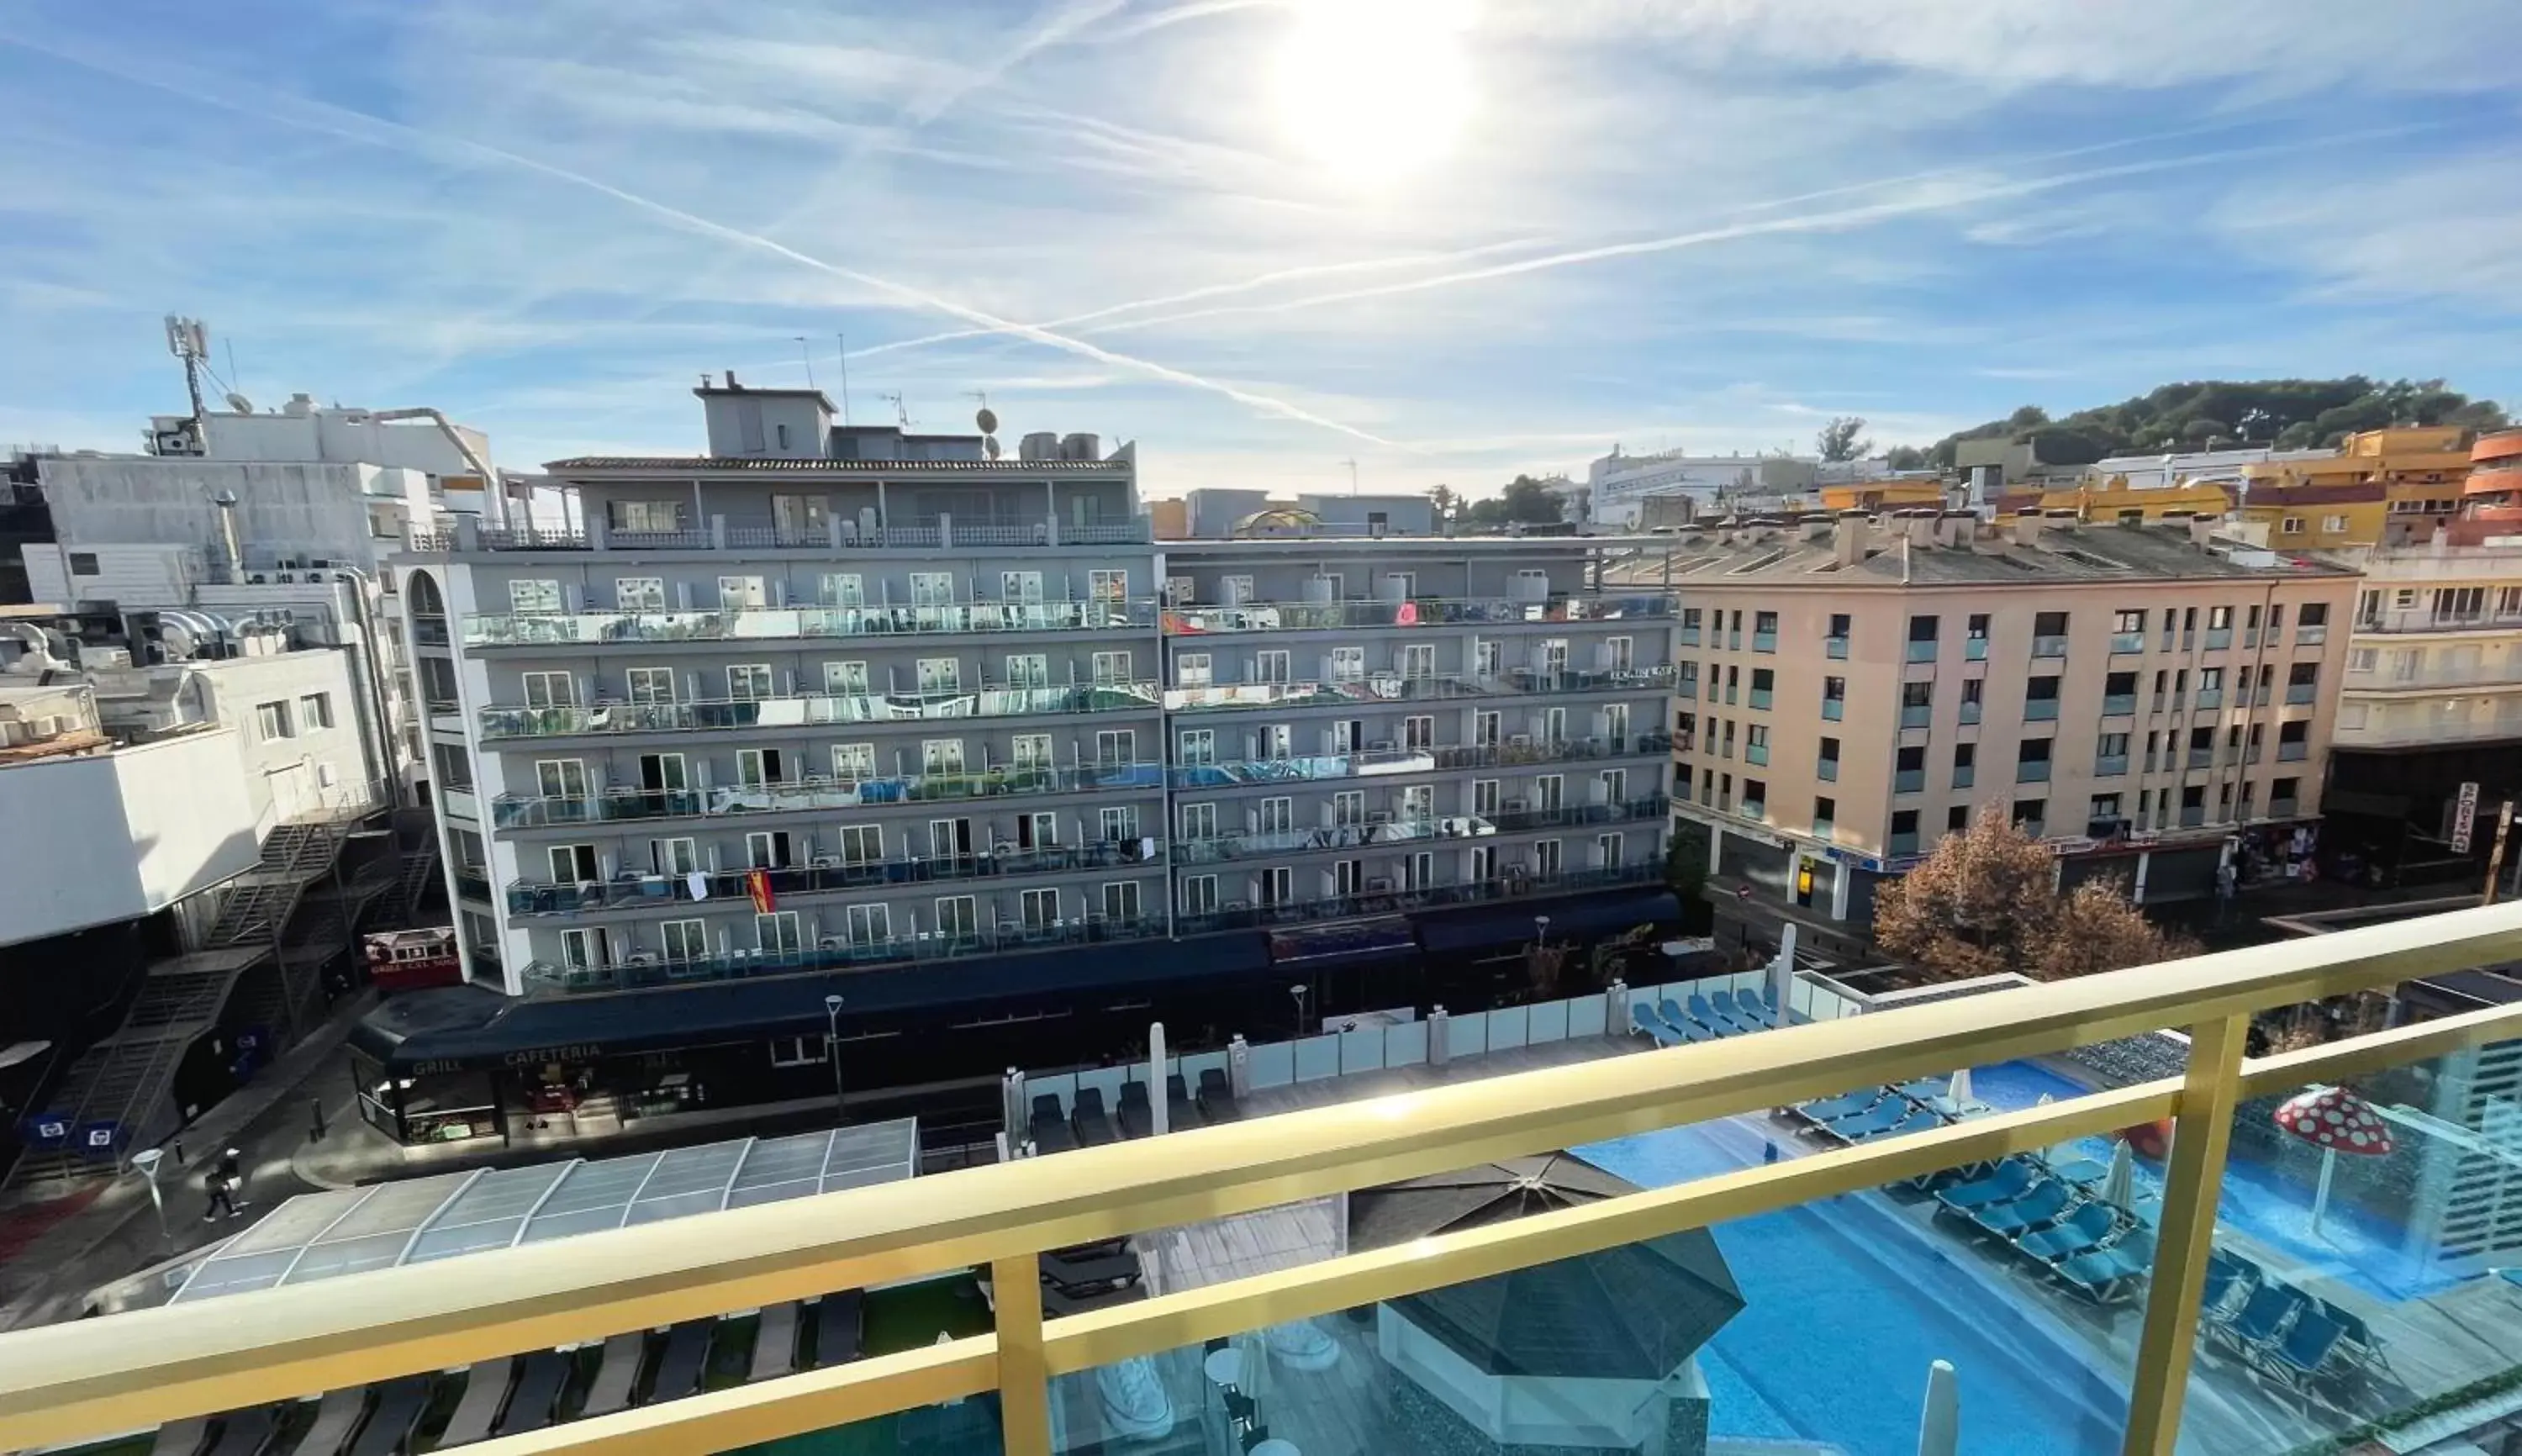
1370, 740, 1395, 752
272, 572, 297, 583
1508, 734, 1533, 748
246, 572, 270, 584
1367, 809, 1395, 824
1368, 877, 1393, 892
1505, 798, 1528, 813
818, 936, 846, 950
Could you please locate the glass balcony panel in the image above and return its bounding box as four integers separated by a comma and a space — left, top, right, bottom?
2196, 689, 2224, 710
2206, 627, 2234, 649
2018, 762, 2051, 783
1900, 705, 1931, 729
1818, 759, 1839, 783
1888, 831, 1920, 854
2109, 631, 2145, 654
2181, 805, 2207, 827
2188, 749, 2214, 769
2103, 694, 2137, 716
1158, 594, 1680, 635
2297, 625, 2328, 646
1960, 702, 1983, 725
1895, 769, 1925, 793
2095, 755, 2129, 776
1740, 798, 1765, 820
2270, 797, 2298, 817
483, 683, 1163, 740
1909, 641, 1939, 663
2026, 700, 2060, 721
1822, 699, 1844, 721
2279, 741, 2308, 761
1965, 638, 1987, 661
2287, 684, 2317, 705
1680, 625, 1702, 647
1752, 630, 1777, 652
1825, 636, 1849, 659
1749, 689, 1773, 711
465, 599, 1157, 647
1744, 744, 1769, 768
2033, 635, 2069, 658
1952, 767, 1975, 789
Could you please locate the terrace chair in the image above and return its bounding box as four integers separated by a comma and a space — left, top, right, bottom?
2256, 1305, 2351, 1409
1029, 1094, 1078, 1154
813, 1290, 864, 1367
1632, 1006, 1685, 1047
749, 1301, 801, 1383
1686, 993, 1747, 1037
648, 1320, 714, 1404
1970, 1179, 2075, 1238
1042, 1244, 1140, 1295
492, 1349, 571, 1437
1791, 1088, 1887, 1127
580, 1332, 646, 1418
203, 1406, 277, 1456
348, 1375, 430, 1456
1933, 1158, 2039, 1216
1116, 1080, 1154, 1138
1196, 1068, 1242, 1122
1714, 989, 1775, 1031
434, 1358, 515, 1448
287, 1389, 367, 1456
1812, 1100, 1909, 1144
1657, 1000, 1717, 1043
1165, 1073, 1201, 1130
2055, 1228, 2156, 1304
2209, 1284, 2308, 1361
1843, 1106, 1944, 1144
2201, 1252, 2261, 1324
1071, 1087, 1118, 1147
2017, 1202, 2122, 1264
2317, 1300, 2395, 1378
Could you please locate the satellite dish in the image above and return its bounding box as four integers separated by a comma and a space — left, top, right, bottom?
224, 392, 254, 414
975, 406, 999, 435
984, 435, 1003, 460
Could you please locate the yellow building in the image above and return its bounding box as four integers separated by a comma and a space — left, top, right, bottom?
1993, 476, 2234, 525
1817, 477, 1944, 512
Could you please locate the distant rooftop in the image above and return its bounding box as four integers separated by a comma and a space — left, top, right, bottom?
1651, 513, 2358, 586
544, 455, 1126, 474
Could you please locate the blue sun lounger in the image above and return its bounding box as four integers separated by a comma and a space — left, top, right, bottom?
1846, 1106, 1944, 1144
2017, 1202, 2121, 1263
1633, 1005, 1685, 1047
1793, 1088, 1887, 1126
2209, 1283, 2308, 1359
1690, 992, 1752, 1036
1971, 1179, 2074, 1237
1934, 1158, 2038, 1215
1815, 1100, 1911, 1143
2201, 1251, 2260, 1323
1658, 999, 1718, 1042
2055, 1227, 2156, 1303
2256, 1305, 2351, 1406
1718, 989, 1779, 1030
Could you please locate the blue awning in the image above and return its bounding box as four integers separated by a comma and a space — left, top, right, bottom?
1414, 889, 1681, 956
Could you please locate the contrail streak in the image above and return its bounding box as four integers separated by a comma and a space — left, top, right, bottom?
846, 237, 1544, 361
0, 29, 1403, 448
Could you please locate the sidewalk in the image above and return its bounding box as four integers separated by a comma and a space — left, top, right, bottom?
0, 993, 374, 1331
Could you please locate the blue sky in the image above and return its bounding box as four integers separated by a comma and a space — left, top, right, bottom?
3, 1, 2519, 497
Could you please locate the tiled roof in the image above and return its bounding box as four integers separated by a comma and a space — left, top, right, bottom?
542, 456, 1127, 473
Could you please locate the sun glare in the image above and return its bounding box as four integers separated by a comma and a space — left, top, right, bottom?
1272, 0, 1475, 186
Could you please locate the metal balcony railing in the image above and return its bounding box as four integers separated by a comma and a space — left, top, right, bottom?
1160, 594, 1676, 634
2095, 754, 2129, 777
1168, 667, 1675, 715
1168, 733, 1670, 789
2025, 699, 2060, 721
2109, 631, 2145, 654
479, 683, 1163, 740
2286, 683, 2317, 705
2017, 761, 2052, 783
491, 763, 1167, 829
529, 914, 1173, 991
506, 840, 1167, 916
1173, 862, 1662, 938
1175, 796, 1667, 864
27, 888, 2522, 1456
2032, 635, 2068, 658
463, 600, 1157, 647
2103, 694, 2136, 715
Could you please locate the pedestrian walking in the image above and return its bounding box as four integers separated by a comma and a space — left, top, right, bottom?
219, 1147, 249, 1211
202, 1167, 235, 1221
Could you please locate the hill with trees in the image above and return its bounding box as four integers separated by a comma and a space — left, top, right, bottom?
1917, 377, 2507, 470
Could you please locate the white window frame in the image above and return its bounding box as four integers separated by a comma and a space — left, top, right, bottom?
1259, 866, 1293, 905
825, 661, 870, 694
1020, 887, 1061, 929
844, 904, 891, 945
1253, 649, 1292, 683
652, 838, 699, 876
717, 575, 768, 609
820, 573, 864, 607
915, 657, 961, 692
933, 894, 981, 939
1181, 874, 1220, 915
1330, 646, 1366, 683
625, 667, 676, 704
832, 742, 877, 778
559, 926, 610, 970
755, 910, 804, 954
725, 664, 774, 700
659, 918, 709, 962
1597, 833, 1625, 870
298, 693, 332, 730
520, 672, 573, 710
256, 700, 293, 741
909, 572, 956, 608
615, 577, 666, 611
1100, 881, 1141, 921
1472, 779, 1499, 817
1100, 804, 1140, 842
508, 579, 562, 614
1178, 652, 1213, 688
1090, 650, 1132, 684
1001, 571, 1045, 604
1005, 653, 1050, 689
535, 759, 588, 799
1095, 729, 1136, 765
922, 739, 967, 774
1178, 728, 1216, 766
1332, 790, 1364, 826
1010, 733, 1053, 769
1258, 797, 1294, 835
1533, 839, 1564, 878
836, 825, 884, 863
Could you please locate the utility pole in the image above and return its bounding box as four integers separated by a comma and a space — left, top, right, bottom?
2484, 800, 2514, 906
794, 337, 816, 388
823, 994, 847, 1122
835, 334, 853, 425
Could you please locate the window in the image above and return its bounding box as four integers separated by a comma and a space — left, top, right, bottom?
1220, 574, 1255, 603
1100, 805, 1140, 842
922, 739, 967, 774
1100, 880, 1142, 921
836, 825, 884, 863
915, 657, 961, 692
1403, 715, 1434, 750
1745, 724, 1769, 760
908, 572, 954, 608
509, 579, 562, 614
1535, 774, 1564, 813
652, 838, 699, 875
1329, 646, 1365, 683
1010, 733, 1053, 769
608, 499, 683, 532
1818, 736, 1839, 768
1827, 612, 1850, 639
1475, 640, 1501, 676
933, 897, 980, 940
1607, 636, 1633, 672
534, 759, 588, 799
1947, 805, 1970, 832
559, 927, 610, 970
614, 577, 666, 611
2435, 587, 2486, 623
717, 575, 768, 609
1178, 728, 1216, 765
2099, 731, 2129, 759
1533, 840, 1563, 878
1908, 615, 1939, 642
824, 661, 870, 694
725, 664, 774, 700
1813, 796, 1835, 834
1005, 653, 1050, 689
832, 743, 876, 778
1254, 650, 1292, 683
2281, 517, 2305, 535
745, 829, 793, 868
1020, 888, 1062, 931
1178, 652, 1213, 688
737, 748, 787, 787
1091, 650, 1132, 684
844, 904, 892, 946
626, 667, 677, 704
2321, 514, 2348, 535
1087, 569, 1128, 604
2090, 793, 2123, 822
1335, 858, 1364, 897
67, 551, 99, 576
1965, 614, 1989, 642
1400, 643, 1436, 679
2034, 610, 2068, 637
1259, 866, 1293, 906
1892, 810, 1919, 841
661, 919, 710, 963
548, 845, 599, 883
1954, 742, 1975, 769
2018, 738, 2052, 765
1474, 710, 1501, 747
821, 573, 865, 607
520, 671, 574, 709
2012, 799, 2046, 831
2272, 777, 2300, 804
256, 700, 293, 741
1257, 798, 1294, 836
2208, 605, 2234, 630
1749, 667, 1774, 699
1181, 876, 1220, 915
2113, 609, 2145, 634
1596, 834, 1626, 869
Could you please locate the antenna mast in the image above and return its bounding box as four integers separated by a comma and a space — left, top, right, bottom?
794, 336, 816, 388
835, 333, 853, 425
165, 314, 210, 423
880, 393, 910, 429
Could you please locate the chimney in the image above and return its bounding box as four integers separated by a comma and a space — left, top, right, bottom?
1801, 514, 1833, 544
1833, 509, 1869, 567
2187, 514, 2217, 548
1938, 509, 1972, 549
2012, 507, 2045, 547
1905, 509, 1935, 549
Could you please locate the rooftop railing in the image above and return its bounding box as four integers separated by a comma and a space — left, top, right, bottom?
11, 897, 2521, 1456
479, 682, 1162, 740
1169, 665, 1675, 715
1161, 594, 1675, 634
463, 599, 1157, 648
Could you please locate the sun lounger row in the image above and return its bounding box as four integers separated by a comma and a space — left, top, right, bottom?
148, 1289, 871, 1454
2200, 1251, 2392, 1408
1632, 989, 1780, 1047
1029, 1071, 1238, 1154
1926, 1154, 2155, 1300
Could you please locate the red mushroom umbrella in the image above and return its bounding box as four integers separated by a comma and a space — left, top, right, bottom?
2274, 1084, 2392, 1236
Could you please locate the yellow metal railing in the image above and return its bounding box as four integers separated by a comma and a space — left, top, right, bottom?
4, 904, 2522, 1455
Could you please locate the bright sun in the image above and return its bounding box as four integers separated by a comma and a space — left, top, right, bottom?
1272, 0, 1475, 186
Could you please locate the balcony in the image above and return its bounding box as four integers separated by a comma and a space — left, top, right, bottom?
2095, 754, 2129, 776
1172, 861, 1663, 937
1748, 688, 1773, 710
1739, 796, 1765, 820
2103, 694, 2136, 716
2187, 748, 2213, 770
2025, 700, 2059, 721
410, 615, 449, 647
1959, 701, 1982, 725
18, 904, 2522, 1456
1752, 630, 1777, 653
492, 763, 1167, 831
2205, 626, 2233, 649
1160, 593, 1677, 635
1680, 624, 1702, 647
408, 517, 1156, 553
2344, 661, 2522, 692
1951, 765, 1975, 789
506, 840, 1167, 918
1825, 636, 1848, 659
1169, 667, 1676, 715
530, 913, 1171, 992
1818, 758, 1839, 782
1178, 796, 1670, 865
1172, 733, 1671, 790
1907, 641, 1938, 663
2297, 624, 2329, 646
1898, 704, 1930, 728
1822, 699, 1844, 721
451, 866, 490, 902
1728, 629, 1742, 650
1886, 829, 1919, 853
1894, 768, 1924, 793
2351, 606, 2522, 636
2180, 804, 2207, 827
2017, 761, 2051, 783
2108, 631, 2145, 654
2032, 635, 2068, 659
1678, 678, 1697, 700
2195, 688, 2224, 710
2286, 683, 2317, 705
1745, 742, 1769, 767
465, 599, 1158, 648
1965, 637, 1987, 661
2278, 741, 2308, 762
481, 683, 1162, 741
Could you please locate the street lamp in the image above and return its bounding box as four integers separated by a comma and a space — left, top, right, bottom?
130, 1147, 169, 1250
1533, 915, 1551, 946
1290, 983, 1308, 1038
823, 994, 847, 1124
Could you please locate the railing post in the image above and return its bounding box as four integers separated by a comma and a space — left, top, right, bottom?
2121, 1013, 2246, 1455
990, 1253, 1053, 1456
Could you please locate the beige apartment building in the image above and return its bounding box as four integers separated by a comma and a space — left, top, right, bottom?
1656, 509, 2358, 934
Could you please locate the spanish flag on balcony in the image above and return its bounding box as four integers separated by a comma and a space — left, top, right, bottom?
747, 868, 776, 915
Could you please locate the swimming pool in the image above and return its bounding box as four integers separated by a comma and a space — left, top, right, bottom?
1583, 1096, 2130, 1455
